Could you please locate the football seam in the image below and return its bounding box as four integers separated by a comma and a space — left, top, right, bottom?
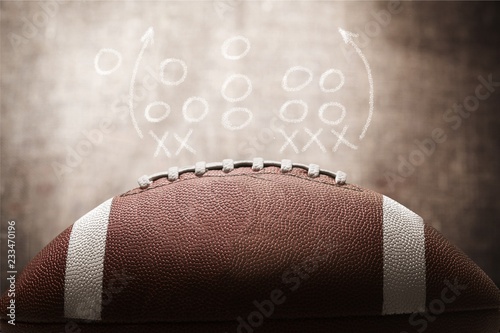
120, 171, 364, 198
138, 159, 348, 186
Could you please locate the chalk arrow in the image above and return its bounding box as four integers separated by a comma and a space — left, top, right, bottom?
339, 27, 374, 140
129, 27, 155, 139
141, 27, 155, 45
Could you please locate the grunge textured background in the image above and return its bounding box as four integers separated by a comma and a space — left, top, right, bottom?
1, 1, 499, 292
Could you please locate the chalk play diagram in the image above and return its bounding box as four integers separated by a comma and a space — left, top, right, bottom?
94, 27, 374, 158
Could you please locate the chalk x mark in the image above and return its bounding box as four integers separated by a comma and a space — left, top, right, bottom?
339, 27, 374, 140
129, 27, 154, 139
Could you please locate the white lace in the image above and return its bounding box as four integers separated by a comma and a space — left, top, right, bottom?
168, 167, 179, 181
222, 159, 234, 173
138, 158, 347, 188
252, 157, 264, 171
194, 161, 206, 176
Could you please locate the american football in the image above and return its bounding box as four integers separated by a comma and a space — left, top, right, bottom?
1, 158, 499, 333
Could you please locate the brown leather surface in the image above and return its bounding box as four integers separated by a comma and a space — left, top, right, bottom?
102, 166, 385, 321
1, 165, 499, 332
424, 225, 500, 312
1, 309, 499, 333
0, 227, 71, 322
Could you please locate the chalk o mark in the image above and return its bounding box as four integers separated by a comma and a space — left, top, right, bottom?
319, 68, 345, 93
279, 100, 308, 123
222, 107, 253, 131
94, 48, 122, 75
160, 58, 188, 86
221, 35, 251, 60
145, 101, 171, 123
221, 74, 253, 103
282, 66, 313, 92
182, 97, 209, 123
319, 102, 346, 126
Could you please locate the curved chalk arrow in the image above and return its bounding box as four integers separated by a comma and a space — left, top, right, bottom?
338, 27, 374, 140
129, 27, 155, 139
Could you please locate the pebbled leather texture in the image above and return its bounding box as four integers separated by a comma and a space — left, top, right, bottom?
102, 166, 385, 321
0, 309, 499, 333
1, 227, 72, 323
1, 164, 499, 332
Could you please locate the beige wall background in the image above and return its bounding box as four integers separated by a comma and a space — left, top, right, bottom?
1, 1, 499, 292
